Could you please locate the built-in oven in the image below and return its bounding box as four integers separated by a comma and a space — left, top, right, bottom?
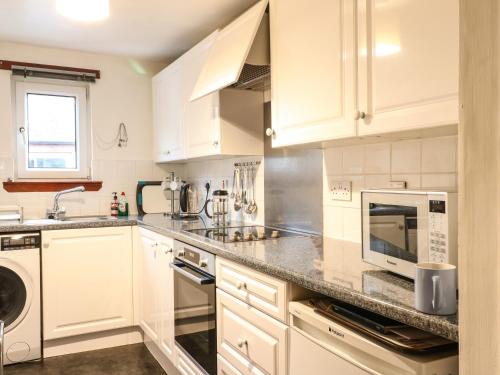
171, 240, 216, 375
361, 190, 458, 279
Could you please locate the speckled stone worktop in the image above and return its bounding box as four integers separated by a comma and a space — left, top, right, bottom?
0, 213, 458, 341
138, 214, 458, 342
0, 216, 136, 233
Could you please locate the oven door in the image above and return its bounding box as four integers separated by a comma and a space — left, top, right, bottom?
362, 192, 429, 278
171, 259, 216, 375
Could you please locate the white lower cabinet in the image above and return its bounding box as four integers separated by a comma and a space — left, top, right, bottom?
218, 354, 243, 375
217, 289, 288, 375
137, 228, 175, 364
42, 227, 133, 340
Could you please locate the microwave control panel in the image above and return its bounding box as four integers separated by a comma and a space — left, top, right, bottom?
428, 195, 449, 263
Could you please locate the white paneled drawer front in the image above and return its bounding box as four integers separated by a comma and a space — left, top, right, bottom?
216, 258, 288, 322
217, 289, 288, 375
218, 354, 243, 375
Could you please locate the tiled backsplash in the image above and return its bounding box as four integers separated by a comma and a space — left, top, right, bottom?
0, 156, 263, 223
323, 135, 458, 242
184, 156, 265, 225
0, 159, 183, 219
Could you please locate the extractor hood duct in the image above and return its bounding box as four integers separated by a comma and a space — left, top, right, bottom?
190, 0, 270, 101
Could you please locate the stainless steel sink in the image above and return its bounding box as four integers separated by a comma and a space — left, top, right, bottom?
59, 215, 115, 222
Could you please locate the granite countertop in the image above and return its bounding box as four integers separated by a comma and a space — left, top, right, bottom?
138, 214, 459, 342
0, 216, 137, 233
0, 213, 458, 342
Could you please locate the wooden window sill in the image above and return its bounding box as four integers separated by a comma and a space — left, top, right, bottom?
2, 181, 103, 193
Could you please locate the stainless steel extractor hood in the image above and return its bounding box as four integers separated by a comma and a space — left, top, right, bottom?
190, 0, 270, 101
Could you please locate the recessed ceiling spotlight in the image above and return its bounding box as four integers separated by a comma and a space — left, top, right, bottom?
56, 0, 109, 22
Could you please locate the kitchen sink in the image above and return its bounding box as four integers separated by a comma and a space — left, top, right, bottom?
59, 215, 116, 222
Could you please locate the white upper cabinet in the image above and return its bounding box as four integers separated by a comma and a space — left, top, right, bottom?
269, 0, 357, 147
357, 0, 459, 135
153, 27, 264, 162
268, 0, 458, 147
190, 0, 269, 101
153, 61, 185, 162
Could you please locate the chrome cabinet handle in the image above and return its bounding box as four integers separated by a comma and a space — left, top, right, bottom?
213, 140, 219, 147
237, 338, 247, 348
164, 248, 173, 255
236, 281, 247, 290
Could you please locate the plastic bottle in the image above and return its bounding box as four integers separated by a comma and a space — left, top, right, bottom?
118, 192, 129, 217
111, 192, 119, 217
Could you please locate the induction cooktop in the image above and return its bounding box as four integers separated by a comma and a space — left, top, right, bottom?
186, 225, 306, 243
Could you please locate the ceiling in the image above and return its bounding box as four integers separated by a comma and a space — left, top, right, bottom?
0, 0, 257, 61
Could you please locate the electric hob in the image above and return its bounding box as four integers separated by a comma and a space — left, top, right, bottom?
186, 225, 307, 243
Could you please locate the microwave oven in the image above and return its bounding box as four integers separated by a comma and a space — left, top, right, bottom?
361, 190, 457, 279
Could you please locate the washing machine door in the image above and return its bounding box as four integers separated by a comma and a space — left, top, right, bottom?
0, 262, 32, 333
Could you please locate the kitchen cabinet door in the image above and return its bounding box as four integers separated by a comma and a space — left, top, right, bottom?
139, 229, 160, 342
153, 61, 185, 162
183, 32, 222, 159
357, 0, 458, 135
269, 0, 357, 147
138, 228, 175, 363
42, 227, 133, 340
157, 238, 175, 363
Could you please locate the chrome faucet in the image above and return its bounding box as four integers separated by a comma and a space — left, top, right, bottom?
47, 186, 86, 220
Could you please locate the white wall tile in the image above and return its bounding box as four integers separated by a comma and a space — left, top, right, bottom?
323, 135, 458, 242
421, 136, 457, 173
342, 146, 364, 174
421, 173, 457, 189
364, 174, 391, 189
323, 148, 343, 176
343, 208, 362, 243
391, 139, 421, 173
324, 206, 343, 239
364, 143, 391, 174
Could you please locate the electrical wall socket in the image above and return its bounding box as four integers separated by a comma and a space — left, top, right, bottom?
330, 181, 352, 201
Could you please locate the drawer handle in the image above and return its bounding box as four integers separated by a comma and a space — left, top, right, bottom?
237, 338, 247, 348
236, 281, 247, 290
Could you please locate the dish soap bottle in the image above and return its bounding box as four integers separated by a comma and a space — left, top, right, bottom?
118, 192, 129, 217
111, 192, 119, 217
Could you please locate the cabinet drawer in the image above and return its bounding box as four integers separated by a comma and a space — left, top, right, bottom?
216, 258, 288, 322
218, 354, 243, 375
217, 289, 288, 375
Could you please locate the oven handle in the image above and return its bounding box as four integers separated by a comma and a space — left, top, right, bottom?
170, 261, 215, 285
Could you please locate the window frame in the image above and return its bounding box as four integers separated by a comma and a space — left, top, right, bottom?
14, 79, 90, 179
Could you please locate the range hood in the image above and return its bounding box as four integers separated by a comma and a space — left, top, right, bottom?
190, 0, 269, 101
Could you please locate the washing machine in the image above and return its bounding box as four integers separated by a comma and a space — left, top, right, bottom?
0, 232, 41, 364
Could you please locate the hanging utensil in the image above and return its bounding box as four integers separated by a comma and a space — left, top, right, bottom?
234, 167, 242, 211
243, 166, 249, 205
246, 166, 258, 214
230, 168, 236, 199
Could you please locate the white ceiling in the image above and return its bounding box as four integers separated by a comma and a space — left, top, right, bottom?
0, 0, 257, 61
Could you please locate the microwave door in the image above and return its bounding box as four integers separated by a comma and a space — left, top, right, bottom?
368, 203, 419, 263
369, 215, 406, 250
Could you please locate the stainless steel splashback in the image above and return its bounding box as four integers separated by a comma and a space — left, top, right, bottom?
264, 103, 323, 235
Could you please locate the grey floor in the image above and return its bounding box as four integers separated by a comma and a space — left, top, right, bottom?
4, 343, 166, 375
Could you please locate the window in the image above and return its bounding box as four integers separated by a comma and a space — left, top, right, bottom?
15, 81, 89, 179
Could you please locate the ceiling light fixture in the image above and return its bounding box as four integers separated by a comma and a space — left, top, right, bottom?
56, 0, 109, 22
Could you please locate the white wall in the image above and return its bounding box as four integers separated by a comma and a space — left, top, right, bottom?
323, 135, 458, 242
0, 41, 181, 217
